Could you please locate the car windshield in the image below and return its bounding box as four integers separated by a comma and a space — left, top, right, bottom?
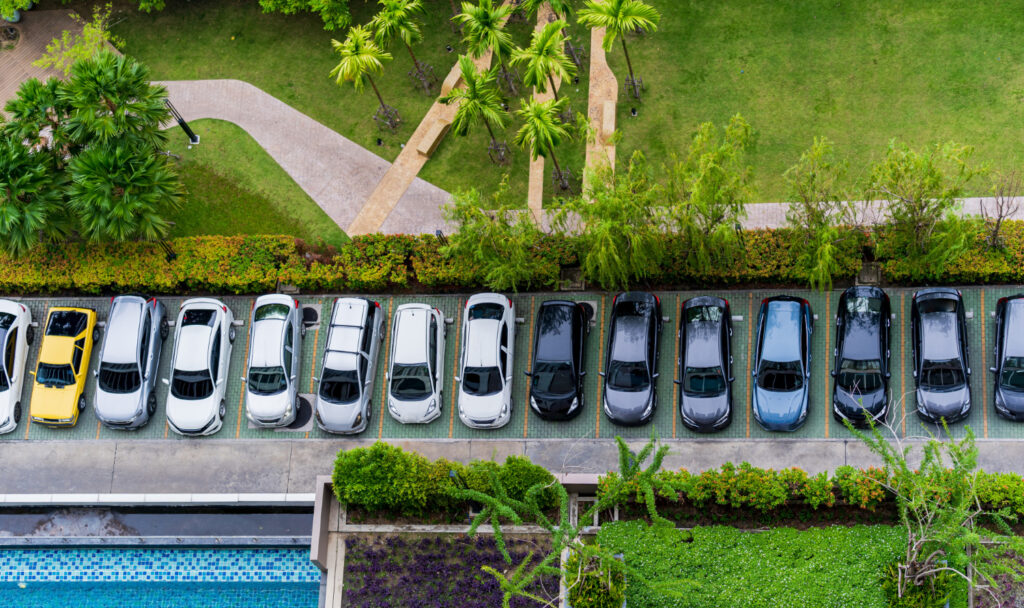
46, 311, 87, 337
532, 361, 574, 396
98, 362, 141, 394
847, 296, 882, 314
170, 369, 214, 400
1000, 356, 1024, 392
390, 363, 432, 400
920, 359, 965, 390
468, 303, 504, 321
463, 366, 503, 396
685, 305, 722, 324
254, 304, 289, 322
248, 366, 287, 395
836, 359, 883, 393
757, 360, 803, 392
607, 360, 650, 392
683, 366, 726, 396
36, 363, 74, 387
320, 369, 359, 404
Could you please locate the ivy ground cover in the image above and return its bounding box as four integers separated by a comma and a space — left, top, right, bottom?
596, 521, 904, 608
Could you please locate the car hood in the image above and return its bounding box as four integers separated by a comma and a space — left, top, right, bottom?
31, 384, 77, 419
680, 392, 729, 427
834, 385, 886, 420
604, 386, 653, 423
96, 389, 143, 423
166, 394, 218, 432
247, 390, 290, 420
459, 391, 504, 422
753, 386, 807, 430
316, 397, 364, 432
388, 395, 437, 423
917, 386, 970, 420
996, 387, 1024, 414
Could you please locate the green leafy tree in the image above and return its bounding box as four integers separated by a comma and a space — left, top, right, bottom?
329, 25, 394, 111
67, 145, 184, 242
511, 20, 576, 102
369, 0, 426, 72
519, 0, 574, 20
440, 55, 509, 150
514, 96, 571, 177
867, 140, 984, 277
0, 0, 29, 20
577, 0, 660, 95
558, 151, 662, 290
33, 3, 124, 77
0, 141, 67, 256
2, 77, 74, 167
455, 0, 515, 83
259, 0, 352, 31
665, 114, 753, 273
783, 137, 854, 291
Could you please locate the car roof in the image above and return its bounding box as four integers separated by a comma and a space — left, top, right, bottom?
104, 299, 143, 364
762, 300, 801, 362
39, 336, 75, 364
685, 314, 722, 368
466, 318, 499, 367
394, 306, 429, 365
841, 296, 882, 362
1007, 299, 1024, 358
176, 325, 213, 371
536, 302, 574, 362
921, 311, 959, 360
250, 319, 285, 368
610, 315, 647, 363
332, 298, 367, 326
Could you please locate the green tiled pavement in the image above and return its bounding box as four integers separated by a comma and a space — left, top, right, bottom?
4, 287, 1024, 443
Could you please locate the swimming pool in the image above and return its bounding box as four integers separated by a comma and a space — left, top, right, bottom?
0, 548, 321, 607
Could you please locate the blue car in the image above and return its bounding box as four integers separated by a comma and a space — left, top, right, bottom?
752, 296, 813, 431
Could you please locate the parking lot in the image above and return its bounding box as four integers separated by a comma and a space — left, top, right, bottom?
0, 286, 1021, 444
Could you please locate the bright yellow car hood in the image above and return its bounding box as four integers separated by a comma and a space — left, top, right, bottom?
30, 383, 77, 419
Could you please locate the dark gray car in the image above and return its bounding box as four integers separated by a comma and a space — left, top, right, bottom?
992, 294, 1024, 421
676, 296, 733, 432
601, 292, 661, 426
911, 288, 971, 423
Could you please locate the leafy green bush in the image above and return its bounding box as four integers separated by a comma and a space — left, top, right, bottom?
881, 562, 954, 608
565, 549, 627, 608
877, 219, 1024, 284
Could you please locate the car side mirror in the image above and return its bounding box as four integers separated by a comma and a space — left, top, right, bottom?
751, 370, 757, 377
990, 367, 998, 374
673, 379, 680, 385
160, 378, 169, 385
912, 370, 917, 378
312, 376, 319, 383
885, 372, 891, 379
598, 371, 605, 378
523, 370, 532, 377
652, 372, 659, 379
241, 377, 247, 383
728, 376, 735, 383
454, 376, 461, 383
29, 370, 35, 377
290, 375, 297, 381
967, 368, 972, 376
830, 370, 836, 377
505, 376, 511, 383
93, 370, 98, 377
579, 370, 586, 377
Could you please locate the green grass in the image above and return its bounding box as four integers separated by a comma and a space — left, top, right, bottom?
608, 0, 1024, 200
164, 118, 348, 247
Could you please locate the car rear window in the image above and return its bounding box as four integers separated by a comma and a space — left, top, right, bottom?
46, 311, 87, 337
255, 304, 290, 322
918, 298, 957, 314
846, 296, 882, 314
469, 303, 504, 321
182, 310, 216, 327
685, 305, 722, 324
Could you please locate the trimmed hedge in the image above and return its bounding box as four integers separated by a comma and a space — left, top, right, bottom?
877, 219, 1024, 284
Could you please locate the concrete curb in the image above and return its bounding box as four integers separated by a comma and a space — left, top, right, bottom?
0, 492, 316, 506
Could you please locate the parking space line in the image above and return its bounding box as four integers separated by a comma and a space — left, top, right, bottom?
235, 304, 255, 439
981, 291, 988, 438
672, 293, 680, 439
900, 293, 906, 436
523, 296, 535, 439
95, 420, 101, 440
23, 299, 50, 440
308, 298, 322, 393
595, 295, 606, 439
448, 300, 463, 439
745, 295, 752, 438
378, 297, 394, 439
824, 292, 830, 439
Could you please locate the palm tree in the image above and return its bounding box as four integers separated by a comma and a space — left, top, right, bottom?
515, 96, 572, 185
60, 50, 170, 152
511, 20, 576, 102
0, 140, 67, 256
454, 0, 517, 93
440, 55, 511, 163
67, 145, 184, 243
330, 25, 399, 127
577, 0, 660, 98
369, 0, 429, 75
3, 77, 75, 167
519, 0, 574, 20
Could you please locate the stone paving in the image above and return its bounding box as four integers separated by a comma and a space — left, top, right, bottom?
0, 9, 73, 109
583, 26, 617, 193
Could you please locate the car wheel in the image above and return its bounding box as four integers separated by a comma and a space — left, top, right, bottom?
147, 392, 157, 416
219, 400, 226, 419
228, 326, 236, 343
93, 327, 100, 342
159, 319, 169, 340
13, 403, 21, 424
26, 326, 34, 346
77, 395, 85, 412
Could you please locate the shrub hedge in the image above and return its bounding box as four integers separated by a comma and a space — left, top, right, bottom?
876, 219, 1024, 284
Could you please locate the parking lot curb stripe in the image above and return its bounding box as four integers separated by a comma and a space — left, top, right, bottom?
95, 420, 101, 440
672, 293, 680, 439
745, 294, 752, 438
900, 293, 906, 437
523, 296, 535, 439
595, 295, 606, 439
378, 297, 394, 439
235, 304, 255, 439
981, 290, 988, 438
824, 291, 830, 439
448, 298, 463, 439
308, 298, 322, 393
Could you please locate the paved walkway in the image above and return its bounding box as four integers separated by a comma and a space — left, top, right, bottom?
583, 26, 618, 193
0, 9, 77, 107
740, 197, 1024, 229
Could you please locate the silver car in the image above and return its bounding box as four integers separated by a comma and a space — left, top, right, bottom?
386, 304, 446, 424
244, 294, 304, 428
315, 298, 384, 434
94, 295, 167, 430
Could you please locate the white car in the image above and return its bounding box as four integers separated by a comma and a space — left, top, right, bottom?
386, 304, 446, 424
0, 300, 33, 434
164, 298, 235, 436
244, 295, 304, 428
456, 293, 515, 429
315, 298, 384, 434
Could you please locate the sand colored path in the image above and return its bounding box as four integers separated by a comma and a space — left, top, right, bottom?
583, 26, 618, 192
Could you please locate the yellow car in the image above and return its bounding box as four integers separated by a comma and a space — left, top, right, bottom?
30, 307, 99, 427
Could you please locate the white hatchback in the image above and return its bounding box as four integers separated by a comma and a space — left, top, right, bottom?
456, 293, 515, 429
314, 298, 384, 434
244, 295, 304, 428
386, 304, 446, 424
164, 298, 236, 436
0, 300, 33, 434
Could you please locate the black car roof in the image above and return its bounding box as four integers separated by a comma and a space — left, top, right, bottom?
535, 301, 576, 362
840, 309, 882, 362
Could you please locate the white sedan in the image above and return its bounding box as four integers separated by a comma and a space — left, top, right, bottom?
457, 293, 515, 429
0, 300, 33, 434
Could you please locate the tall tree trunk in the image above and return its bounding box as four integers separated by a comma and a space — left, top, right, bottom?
547, 73, 560, 101
405, 42, 421, 71
548, 148, 563, 176
620, 36, 636, 85
449, 0, 458, 15
483, 116, 497, 144
367, 75, 387, 110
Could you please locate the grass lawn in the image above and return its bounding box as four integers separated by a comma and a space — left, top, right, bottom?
608, 0, 1024, 200
164, 119, 348, 247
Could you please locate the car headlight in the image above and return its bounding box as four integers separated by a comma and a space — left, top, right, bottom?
530, 396, 538, 411
641, 398, 654, 418
566, 397, 579, 413
389, 399, 398, 414
996, 392, 1007, 412
425, 399, 437, 415
353, 412, 362, 426
283, 404, 293, 419
960, 400, 970, 414
500, 402, 509, 417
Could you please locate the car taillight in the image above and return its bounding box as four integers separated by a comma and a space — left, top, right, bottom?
19, 304, 25, 312
613, 294, 619, 305
222, 305, 227, 312
654, 294, 660, 306
723, 299, 729, 307
110, 296, 115, 304
374, 301, 381, 309
957, 289, 962, 297
801, 298, 809, 306
506, 296, 512, 306
999, 297, 1007, 305
761, 298, 769, 305
294, 299, 300, 309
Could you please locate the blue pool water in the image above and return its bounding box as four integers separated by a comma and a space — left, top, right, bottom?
1, 582, 320, 607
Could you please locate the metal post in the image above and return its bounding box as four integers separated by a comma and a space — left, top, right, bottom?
165, 100, 199, 145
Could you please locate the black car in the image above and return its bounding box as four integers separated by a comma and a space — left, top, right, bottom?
992, 294, 1024, 421
601, 292, 661, 426
751, 296, 813, 431
676, 296, 733, 432
525, 300, 590, 421
831, 286, 891, 427
911, 288, 971, 423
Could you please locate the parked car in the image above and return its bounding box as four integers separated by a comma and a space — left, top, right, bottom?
457, 293, 515, 429
244, 295, 305, 428
676, 296, 732, 432
315, 298, 384, 434
831, 287, 891, 427
164, 299, 236, 436
911, 288, 971, 423
0, 300, 33, 434
386, 303, 445, 424
602, 292, 661, 426
525, 300, 590, 421
751, 296, 813, 431
30, 307, 99, 427
993, 294, 1024, 421
94, 295, 168, 430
